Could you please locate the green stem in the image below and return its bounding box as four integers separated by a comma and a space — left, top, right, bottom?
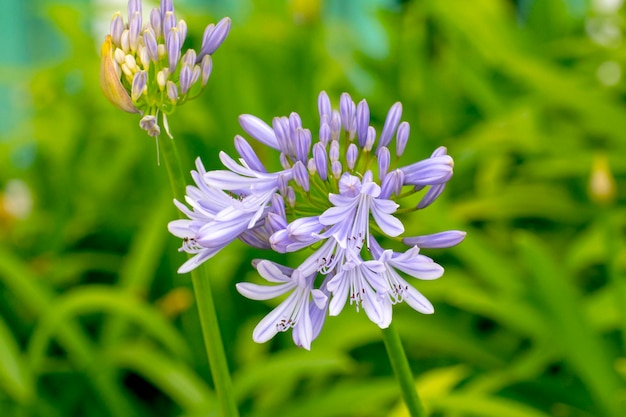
381, 323, 427, 417
160, 136, 240, 417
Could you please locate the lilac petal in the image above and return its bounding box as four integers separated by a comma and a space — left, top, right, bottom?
289, 112, 302, 138
329, 140, 340, 163
371, 204, 404, 237
319, 122, 331, 145
371, 197, 398, 214
293, 161, 310, 192
396, 121, 410, 157
128, 0, 142, 17
363, 291, 391, 328
331, 161, 343, 179
239, 228, 271, 249
330, 111, 342, 141
340, 93, 356, 136
377, 102, 402, 151
403, 231, 467, 248
239, 114, 279, 149
252, 298, 292, 343
178, 248, 220, 274
431, 146, 447, 157
166, 81, 178, 102
131, 71, 147, 101
401, 155, 454, 185
256, 260, 291, 283
319, 200, 357, 225
309, 292, 328, 340
313, 142, 328, 181
197, 220, 249, 248
150, 8, 162, 38
327, 274, 349, 316
365, 126, 376, 151
110, 13, 124, 46
236, 282, 294, 300
347, 144, 358, 170
418, 183, 446, 209
311, 288, 328, 309
380, 169, 404, 199
163, 12, 177, 43
200, 54, 213, 86
166, 28, 181, 73
377, 147, 390, 181
167, 219, 193, 238
177, 19, 187, 45
356, 99, 370, 147
199, 17, 231, 56
404, 285, 434, 314
292, 306, 313, 350
203, 170, 263, 190
318, 91, 331, 119
144, 29, 159, 62
179, 64, 193, 94
234, 135, 266, 173
129, 12, 142, 52
387, 248, 444, 279
295, 128, 311, 163
160, 0, 174, 16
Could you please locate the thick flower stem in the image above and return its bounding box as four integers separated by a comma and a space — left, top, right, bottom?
160, 136, 240, 417
382, 323, 427, 417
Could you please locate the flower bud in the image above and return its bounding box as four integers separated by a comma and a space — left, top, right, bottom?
396, 121, 410, 157
167, 80, 178, 102
110, 13, 124, 46
200, 55, 212, 86
131, 70, 147, 102
150, 7, 162, 38
318, 91, 331, 119
199, 17, 231, 57
347, 143, 358, 170
378, 102, 402, 151
356, 99, 370, 147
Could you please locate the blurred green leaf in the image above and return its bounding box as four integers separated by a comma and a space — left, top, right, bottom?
517, 231, 623, 417
0, 315, 33, 404
28, 285, 190, 373
108, 342, 216, 416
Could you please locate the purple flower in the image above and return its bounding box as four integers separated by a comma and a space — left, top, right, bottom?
236, 260, 328, 350
171, 91, 464, 348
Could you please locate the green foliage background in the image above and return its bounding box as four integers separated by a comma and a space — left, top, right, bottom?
1, 0, 626, 416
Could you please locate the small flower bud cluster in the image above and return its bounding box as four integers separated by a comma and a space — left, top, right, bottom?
169, 91, 465, 349
100, 0, 230, 137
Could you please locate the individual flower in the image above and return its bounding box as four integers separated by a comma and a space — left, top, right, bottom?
235, 260, 328, 350
169, 91, 465, 348
100, 0, 230, 138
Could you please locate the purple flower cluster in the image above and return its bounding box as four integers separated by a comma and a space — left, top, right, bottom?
101, 0, 230, 137
169, 91, 465, 349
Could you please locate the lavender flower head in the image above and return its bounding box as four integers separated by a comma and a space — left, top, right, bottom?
100, 0, 230, 138
169, 92, 465, 349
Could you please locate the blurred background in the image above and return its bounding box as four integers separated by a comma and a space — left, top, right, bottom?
1, 0, 626, 416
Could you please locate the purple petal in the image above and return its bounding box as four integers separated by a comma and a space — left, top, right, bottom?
234, 135, 267, 173
239, 114, 278, 149
236, 282, 294, 300
403, 231, 466, 248
377, 102, 402, 151
356, 99, 370, 147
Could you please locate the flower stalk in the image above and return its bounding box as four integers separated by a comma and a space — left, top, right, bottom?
160, 135, 239, 417
382, 323, 427, 417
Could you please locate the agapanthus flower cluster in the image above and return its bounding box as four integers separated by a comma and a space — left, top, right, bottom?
100, 0, 230, 138
169, 91, 465, 349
